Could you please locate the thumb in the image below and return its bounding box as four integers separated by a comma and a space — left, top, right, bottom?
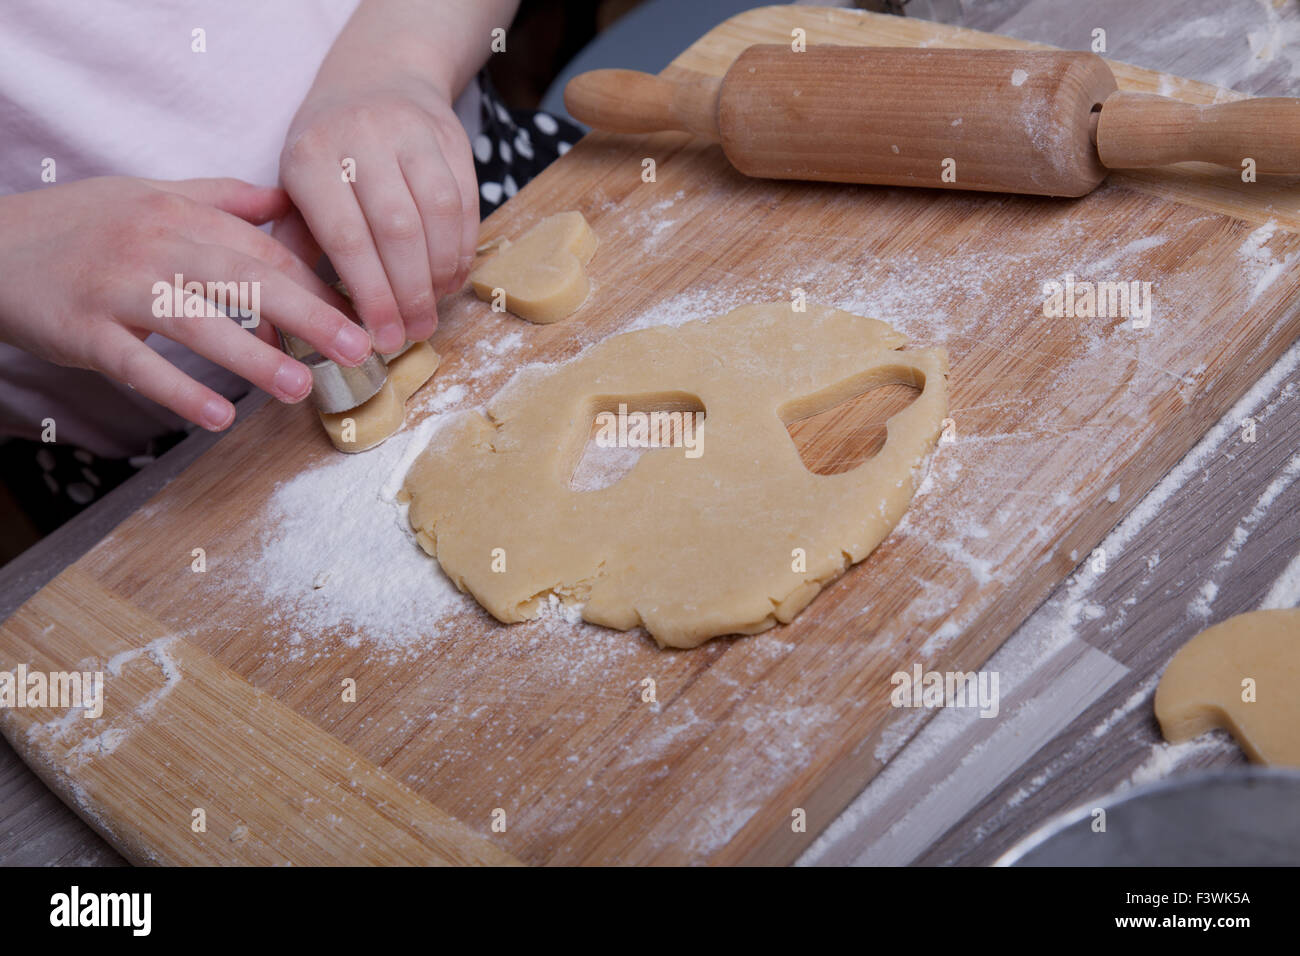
146, 177, 291, 224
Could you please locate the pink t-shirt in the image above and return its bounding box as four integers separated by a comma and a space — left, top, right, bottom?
0, 0, 479, 457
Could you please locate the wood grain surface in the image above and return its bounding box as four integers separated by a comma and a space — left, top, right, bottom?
2, 3, 1298, 865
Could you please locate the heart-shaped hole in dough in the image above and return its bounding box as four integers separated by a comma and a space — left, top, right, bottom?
569, 392, 707, 491
781, 367, 924, 476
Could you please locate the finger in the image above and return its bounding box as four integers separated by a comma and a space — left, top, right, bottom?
424, 124, 481, 293
176, 241, 372, 367
264, 209, 327, 349
93, 325, 236, 431
141, 282, 313, 404
353, 153, 437, 343
283, 156, 406, 353
145, 177, 291, 225
177, 204, 346, 308
399, 139, 464, 311
170, 211, 371, 365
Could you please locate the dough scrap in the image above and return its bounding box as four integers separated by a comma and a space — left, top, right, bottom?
1154, 608, 1300, 766
320, 341, 440, 453
469, 211, 596, 323
404, 302, 948, 648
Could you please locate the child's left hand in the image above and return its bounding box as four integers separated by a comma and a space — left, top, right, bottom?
278, 51, 480, 355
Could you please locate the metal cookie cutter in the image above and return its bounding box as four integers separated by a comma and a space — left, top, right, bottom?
279, 276, 423, 413
278, 329, 390, 414
278, 328, 427, 414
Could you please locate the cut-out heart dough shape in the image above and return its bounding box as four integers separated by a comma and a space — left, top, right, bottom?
320, 341, 440, 453
404, 302, 949, 648
469, 210, 597, 323
1155, 608, 1300, 766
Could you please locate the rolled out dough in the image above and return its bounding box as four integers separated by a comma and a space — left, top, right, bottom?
1154, 608, 1300, 766
468, 211, 596, 323
320, 341, 440, 453
403, 302, 949, 648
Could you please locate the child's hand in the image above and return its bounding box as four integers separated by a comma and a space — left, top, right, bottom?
0, 176, 372, 431
278, 29, 481, 354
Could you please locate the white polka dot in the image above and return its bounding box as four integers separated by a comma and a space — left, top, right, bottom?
472, 134, 492, 164
494, 102, 511, 124
73, 448, 93, 464
41, 472, 58, 494
514, 131, 533, 159
81, 466, 100, 487
67, 482, 94, 504
503, 174, 518, 197
499, 140, 512, 164
480, 181, 503, 204
534, 112, 558, 135
36, 448, 55, 470
557, 141, 572, 156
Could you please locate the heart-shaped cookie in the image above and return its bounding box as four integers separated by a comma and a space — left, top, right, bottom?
1155, 608, 1300, 766
469, 210, 597, 323
319, 341, 440, 453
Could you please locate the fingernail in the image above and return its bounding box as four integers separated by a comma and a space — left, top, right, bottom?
274, 361, 312, 400
375, 326, 405, 354
201, 397, 233, 430
333, 323, 372, 364
406, 312, 436, 341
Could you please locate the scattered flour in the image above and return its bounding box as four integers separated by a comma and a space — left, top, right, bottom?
1259, 549, 1300, 609
24, 636, 182, 766
1124, 733, 1239, 790
1244, 0, 1300, 79
475, 330, 523, 357
1237, 221, 1300, 307
248, 403, 476, 652
621, 286, 748, 332
1187, 452, 1300, 618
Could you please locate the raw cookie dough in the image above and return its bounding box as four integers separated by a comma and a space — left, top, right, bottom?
1154, 608, 1300, 766
320, 341, 440, 453
404, 302, 948, 648
469, 211, 597, 323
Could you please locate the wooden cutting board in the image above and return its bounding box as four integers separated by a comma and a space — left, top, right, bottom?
3, 6, 1299, 866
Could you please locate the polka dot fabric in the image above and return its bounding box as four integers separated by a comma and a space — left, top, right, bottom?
472, 72, 582, 219
0, 430, 186, 534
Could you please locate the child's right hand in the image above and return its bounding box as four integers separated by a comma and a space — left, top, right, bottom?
0, 176, 374, 431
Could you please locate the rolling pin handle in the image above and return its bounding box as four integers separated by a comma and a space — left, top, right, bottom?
1096, 90, 1300, 173
564, 69, 721, 141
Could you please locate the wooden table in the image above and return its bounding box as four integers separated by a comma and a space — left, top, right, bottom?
2, 0, 1297, 866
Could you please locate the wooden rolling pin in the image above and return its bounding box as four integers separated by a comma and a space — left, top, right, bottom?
564, 46, 1300, 197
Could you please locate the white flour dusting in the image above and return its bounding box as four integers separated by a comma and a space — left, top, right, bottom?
1187, 451, 1300, 618
249, 396, 477, 652
24, 636, 182, 767
1259, 549, 1300, 609
476, 330, 523, 356
621, 286, 749, 332
1245, 0, 1300, 79
1124, 733, 1239, 790
1238, 221, 1300, 307
1001, 0, 1300, 89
